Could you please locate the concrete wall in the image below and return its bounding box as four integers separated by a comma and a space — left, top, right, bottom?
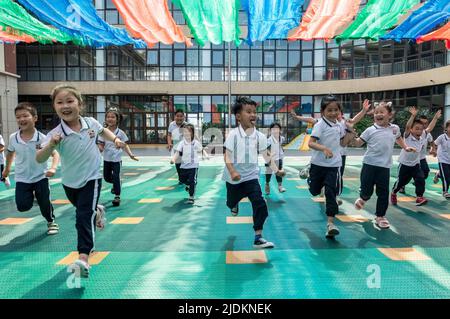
18, 65, 450, 96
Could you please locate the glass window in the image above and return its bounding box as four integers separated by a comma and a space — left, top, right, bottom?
187, 49, 199, 66
40, 48, 53, 67
251, 50, 262, 67
174, 50, 185, 65
53, 48, 66, 67
302, 41, 313, 50
264, 51, 275, 66
160, 50, 172, 66
105, 10, 118, 24
238, 50, 250, 66
276, 50, 287, 67
212, 50, 223, 65
68, 49, 79, 66
302, 51, 312, 66
144, 51, 156, 65
301, 68, 313, 81
80, 49, 94, 67
314, 50, 325, 66
288, 51, 300, 67
107, 49, 119, 65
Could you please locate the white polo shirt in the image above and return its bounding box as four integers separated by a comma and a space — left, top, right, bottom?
338, 119, 349, 156
398, 133, 423, 167
0, 134, 5, 165
98, 127, 129, 162
43, 117, 103, 189
434, 133, 450, 164
420, 131, 433, 160
360, 123, 401, 168
168, 121, 185, 156
7, 129, 48, 183
267, 135, 285, 161
175, 139, 202, 169
222, 125, 268, 184
310, 118, 345, 168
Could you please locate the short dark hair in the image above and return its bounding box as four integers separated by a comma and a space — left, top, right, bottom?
269, 122, 282, 130
320, 95, 341, 113
412, 119, 424, 127
445, 120, 450, 129
233, 96, 257, 115
175, 109, 185, 116
418, 115, 428, 121
15, 102, 37, 117
181, 123, 195, 139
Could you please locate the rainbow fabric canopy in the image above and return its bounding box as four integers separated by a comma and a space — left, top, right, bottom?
382, 0, 450, 42
0, 0, 447, 47
16, 0, 146, 47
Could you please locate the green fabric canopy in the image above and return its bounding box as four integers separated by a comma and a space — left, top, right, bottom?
335, 0, 419, 42
172, 0, 241, 46
0, 0, 75, 44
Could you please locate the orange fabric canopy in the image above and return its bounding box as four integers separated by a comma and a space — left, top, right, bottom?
288, 0, 360, 41
112, 0, 192, 47
417, 21, 450, 49
0, 29, 35, 43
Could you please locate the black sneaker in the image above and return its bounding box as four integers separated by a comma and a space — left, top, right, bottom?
110, 188, 115, 194
186, 197, 194, 204
185, 186, 190, 192
231, 205, 239, 216
112, 196, 120, 207
253, 237, 274, 249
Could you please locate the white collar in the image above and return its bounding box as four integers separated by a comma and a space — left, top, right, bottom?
60, 117, 89, 135
237, 125, 256, 138
373, 123, 392, 129
16, 129, 39, 144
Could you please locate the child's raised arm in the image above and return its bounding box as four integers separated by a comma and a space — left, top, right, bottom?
290, 110, 317, 125
426, 109, 442, 133
348, 99, 371, 125
396, 136, 416, 152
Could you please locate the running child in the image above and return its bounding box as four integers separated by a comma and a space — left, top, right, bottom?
167, 109, 187, 184
353, 101, 416, 229
264, 122, 286, 195
98, 107, 138, 207
430, 120, 450, 199
2, 102, 60, 235
36, 85, 126, 278
170, 123, 206, 204
223, 97, 285, 249
307, 95, 356, 238
391, 119, 428, 206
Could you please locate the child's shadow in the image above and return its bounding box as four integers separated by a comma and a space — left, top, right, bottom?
22, 268, 86, 299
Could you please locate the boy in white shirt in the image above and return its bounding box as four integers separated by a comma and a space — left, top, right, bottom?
167, 110, 187, 184
2, 102, 60, 235
391, 119, 428, 206
431, 120, 450, 199
223, 97, 285, 249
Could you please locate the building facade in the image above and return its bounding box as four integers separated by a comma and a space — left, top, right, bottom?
5, 0, 450, 143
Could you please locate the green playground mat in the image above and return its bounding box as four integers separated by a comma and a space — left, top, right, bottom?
0, 156, 449, 299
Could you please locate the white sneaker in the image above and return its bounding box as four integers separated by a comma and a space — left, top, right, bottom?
47, 222, 59, 235
253, 237, 274, 249
265, 184, 270, 195
73, 259, 90, 278
96, 204, 106, 230
336, 197, 343, 205
354, 198, 366, 210
326, 223, 340, 238
278, 185, 286, 193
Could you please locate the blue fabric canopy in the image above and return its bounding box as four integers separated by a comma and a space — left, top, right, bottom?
16, 0, 146, 47
381, 0, 450, 41
242, 0, 304, 45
